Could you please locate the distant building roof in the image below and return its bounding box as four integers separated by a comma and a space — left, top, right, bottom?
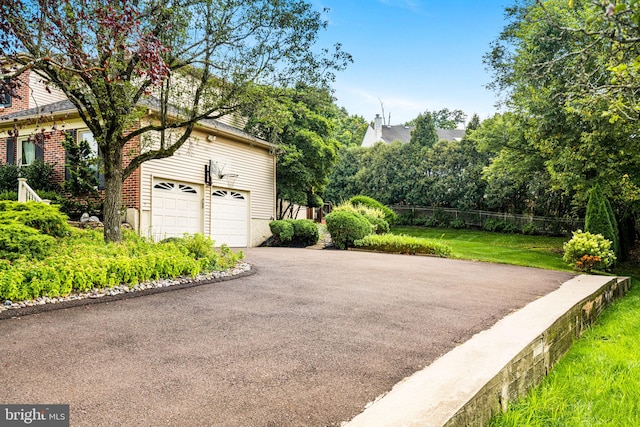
361, 114, 466, 147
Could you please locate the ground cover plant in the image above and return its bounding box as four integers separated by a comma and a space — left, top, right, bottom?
392, 226, 569, 271
0, 226, 243, 302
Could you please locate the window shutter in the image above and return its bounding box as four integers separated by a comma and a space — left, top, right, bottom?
35, 140, 44, 161
6, 138, 15, 164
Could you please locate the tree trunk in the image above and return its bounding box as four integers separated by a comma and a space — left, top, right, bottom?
103, 143, 124, 243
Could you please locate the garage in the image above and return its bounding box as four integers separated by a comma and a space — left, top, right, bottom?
151, 180, 203, 241
211, 188, 248, 247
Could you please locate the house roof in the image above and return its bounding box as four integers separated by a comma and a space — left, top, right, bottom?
0, 98, 275, 149
376, 124, 465, 144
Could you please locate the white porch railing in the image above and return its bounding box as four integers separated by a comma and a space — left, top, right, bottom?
17, 178, 50, 205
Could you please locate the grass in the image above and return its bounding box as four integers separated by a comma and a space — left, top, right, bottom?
391, 226, 570, 271
392, 226, 640, 427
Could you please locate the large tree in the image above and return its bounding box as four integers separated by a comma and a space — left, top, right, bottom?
485, 0, 640, 219
243, 84, 341, 218
0, 0, 350, 241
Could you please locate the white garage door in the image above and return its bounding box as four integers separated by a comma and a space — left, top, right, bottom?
211, 189, 248, 247
151, 180, 203, 241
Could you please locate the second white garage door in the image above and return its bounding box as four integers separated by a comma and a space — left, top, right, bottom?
211, 189, 248, 247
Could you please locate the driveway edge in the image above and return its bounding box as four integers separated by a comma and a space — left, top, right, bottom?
0, 265, 257, 321
344, 274, 631, 427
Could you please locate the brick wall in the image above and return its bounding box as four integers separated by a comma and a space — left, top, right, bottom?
0, 128, 141, 210
0, 69, 30, 117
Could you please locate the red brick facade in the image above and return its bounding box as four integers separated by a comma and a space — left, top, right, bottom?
0, 129, 141, 210
0, 69, 30, 117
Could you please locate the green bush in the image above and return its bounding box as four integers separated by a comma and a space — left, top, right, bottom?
0, 191, 17, 201
326, 210, 372, 250
585, 185, 619, 258
21, 159, 59, 192
0, 220, 56, 261
415, 216, 439, 227
269, 219, 319, 247
0, 201, 70, 238
433, 209, 451, 227
291, 219, 320, 246
368, 216, 390, 234
522, 222, 538, 235
449, 218, 466, 229
354, 233, 452, 257
563, 230, 616, 272
0, 163, 20, 193
482, 218, 517, 233
269, 220, 295, 244
0, 229, 244, 301
349, 195, 398, 225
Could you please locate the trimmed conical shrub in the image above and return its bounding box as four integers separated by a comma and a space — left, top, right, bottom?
584, 185, 619, 259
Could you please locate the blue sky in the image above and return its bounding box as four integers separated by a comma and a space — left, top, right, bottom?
312, 0, 510, 126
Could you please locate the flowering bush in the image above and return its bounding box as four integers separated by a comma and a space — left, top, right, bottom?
563, 230, 616, 272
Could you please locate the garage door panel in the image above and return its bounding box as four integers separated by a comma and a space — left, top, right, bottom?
211, 189, 248, 247
151, 180, 203, 241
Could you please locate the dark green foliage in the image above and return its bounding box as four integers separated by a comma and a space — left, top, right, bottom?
326, 210, 372, 250
0, 201, 70, 238
450, 218, 466, 229
0, 191, 17, 201
522, 222, 538, 235
307, 192, 323, 209
0, 163, 20, 192
349, 195, 398, 225
585, 185, 619, 258
269, 220, 295, 244
0, 220, 55, 261
20, 159, 59, 192
0, 161, 59, 193
482, 218, 518, 233
433, 208, 451, 227
62, 131, 99, 197
291, 219, 320, 246
269, 219, 319, 247
368, 216, 390, 234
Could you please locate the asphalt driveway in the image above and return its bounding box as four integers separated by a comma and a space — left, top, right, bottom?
0, 248, 573, 426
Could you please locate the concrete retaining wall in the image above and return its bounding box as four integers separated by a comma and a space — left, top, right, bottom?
346, 275, 631, 427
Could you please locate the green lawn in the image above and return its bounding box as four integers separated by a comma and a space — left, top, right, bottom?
393, 226, 640, 426
391, 226, 570, 271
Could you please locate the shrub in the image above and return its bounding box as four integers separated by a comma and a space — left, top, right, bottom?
585, 185, 619, 257
417, 216, 439, 227
449, 218, 466, 229
433, 208, 451, 227
522, 222, 538, 235
0, 201, 70, 238
0, 229, 244, 301
269, 220, 294, 244
0, 220, 55, 261
482, 218, 517, 233
354, 233, 452, 257
563, 230, 616, 272
0, 191, 17, 201
21, 159, 59, 192
326, 210, 372, 249
0, 163, 20, 193
368, 216, 390, 234
291, 219, 320, 246
349, 195, 398, 225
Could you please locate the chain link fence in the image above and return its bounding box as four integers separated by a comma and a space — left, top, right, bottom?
391, 205, 584, 236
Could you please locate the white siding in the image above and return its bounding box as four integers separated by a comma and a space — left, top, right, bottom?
28, 72, 67, 109
139, 128, 275, 247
